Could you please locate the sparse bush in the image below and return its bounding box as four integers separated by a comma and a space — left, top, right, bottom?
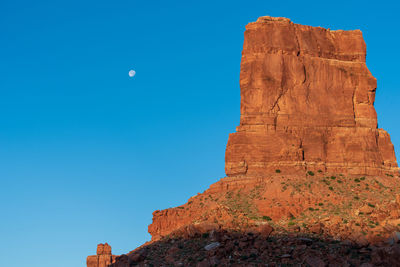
309, 207, 315, 211
360, 177, 366, 181
318, 170, 323, 173
329, 186, 333, 191
354, 178, 361, 183
307, 171, 315, 176
275, 169, 281, 173
318, 203, 323, 206
337, 180, 343, 183
262, 216, 272, 221
368, 203, 375, 208
202, 233, 209, 238
330, 176, 336, 180
288, 221, 295, 226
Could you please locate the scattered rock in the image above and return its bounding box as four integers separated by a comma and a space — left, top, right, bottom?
305, 256, 325, 267
204, 242, 220, 251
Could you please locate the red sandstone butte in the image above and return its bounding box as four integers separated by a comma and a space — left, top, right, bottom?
87, 243, 117, 267
147, 16, 399, 242
225, 16, 398, 177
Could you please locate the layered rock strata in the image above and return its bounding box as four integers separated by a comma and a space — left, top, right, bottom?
225, 16, 398, 177
87, 16, 400, 264
87, 243, 117, 267
147, 16, 399, 241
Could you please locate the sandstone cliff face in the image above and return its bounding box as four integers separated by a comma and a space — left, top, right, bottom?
147, 17, 400, 242
87, 243, 117, 267
225, 16, 398, 177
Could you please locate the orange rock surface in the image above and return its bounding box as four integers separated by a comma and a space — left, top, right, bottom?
87, 243, 117, 267
147, 16, 400, 243
225, 16, 398, 177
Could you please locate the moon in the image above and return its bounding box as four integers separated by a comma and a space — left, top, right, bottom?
129, 70, 136, 77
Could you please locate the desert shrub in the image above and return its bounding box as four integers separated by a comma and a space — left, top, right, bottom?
354, 178, 361, 183
275, 169, 281, 173
202, 233, 209, 238
262, 216, 272, 221
307, 171, 315, 176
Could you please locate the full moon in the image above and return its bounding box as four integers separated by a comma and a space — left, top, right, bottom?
129, 70, 136, 77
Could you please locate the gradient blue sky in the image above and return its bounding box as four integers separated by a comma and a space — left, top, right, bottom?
1, 1, 399, 266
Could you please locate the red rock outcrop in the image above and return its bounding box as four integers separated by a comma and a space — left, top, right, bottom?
147, 16, 400, 242
88, 16, 400, 265
87, 243, 117, 267
225, 16, 398, 177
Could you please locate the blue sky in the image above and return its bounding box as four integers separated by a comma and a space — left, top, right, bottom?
1, 1, 399, 266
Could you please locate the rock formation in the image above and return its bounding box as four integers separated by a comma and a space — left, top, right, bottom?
147, 16, 399, 242
89, 16, 400, 266
87, 243, 117, 267
225, 16, 398, 177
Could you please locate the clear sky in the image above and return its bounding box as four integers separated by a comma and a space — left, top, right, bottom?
1, 1, 399, 266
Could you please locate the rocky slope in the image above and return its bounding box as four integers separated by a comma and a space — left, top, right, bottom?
111, 229, 400, 266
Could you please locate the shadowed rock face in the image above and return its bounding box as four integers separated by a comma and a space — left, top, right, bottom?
225, 16, 398, 177
87, 243, 117, 267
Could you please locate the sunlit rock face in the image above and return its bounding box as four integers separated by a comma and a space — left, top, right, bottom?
146, 17, 400, 242
225, 16, 398, 177
87, 243, 117, 267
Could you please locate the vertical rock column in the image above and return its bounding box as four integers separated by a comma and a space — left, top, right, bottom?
87, 243, 117, 267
